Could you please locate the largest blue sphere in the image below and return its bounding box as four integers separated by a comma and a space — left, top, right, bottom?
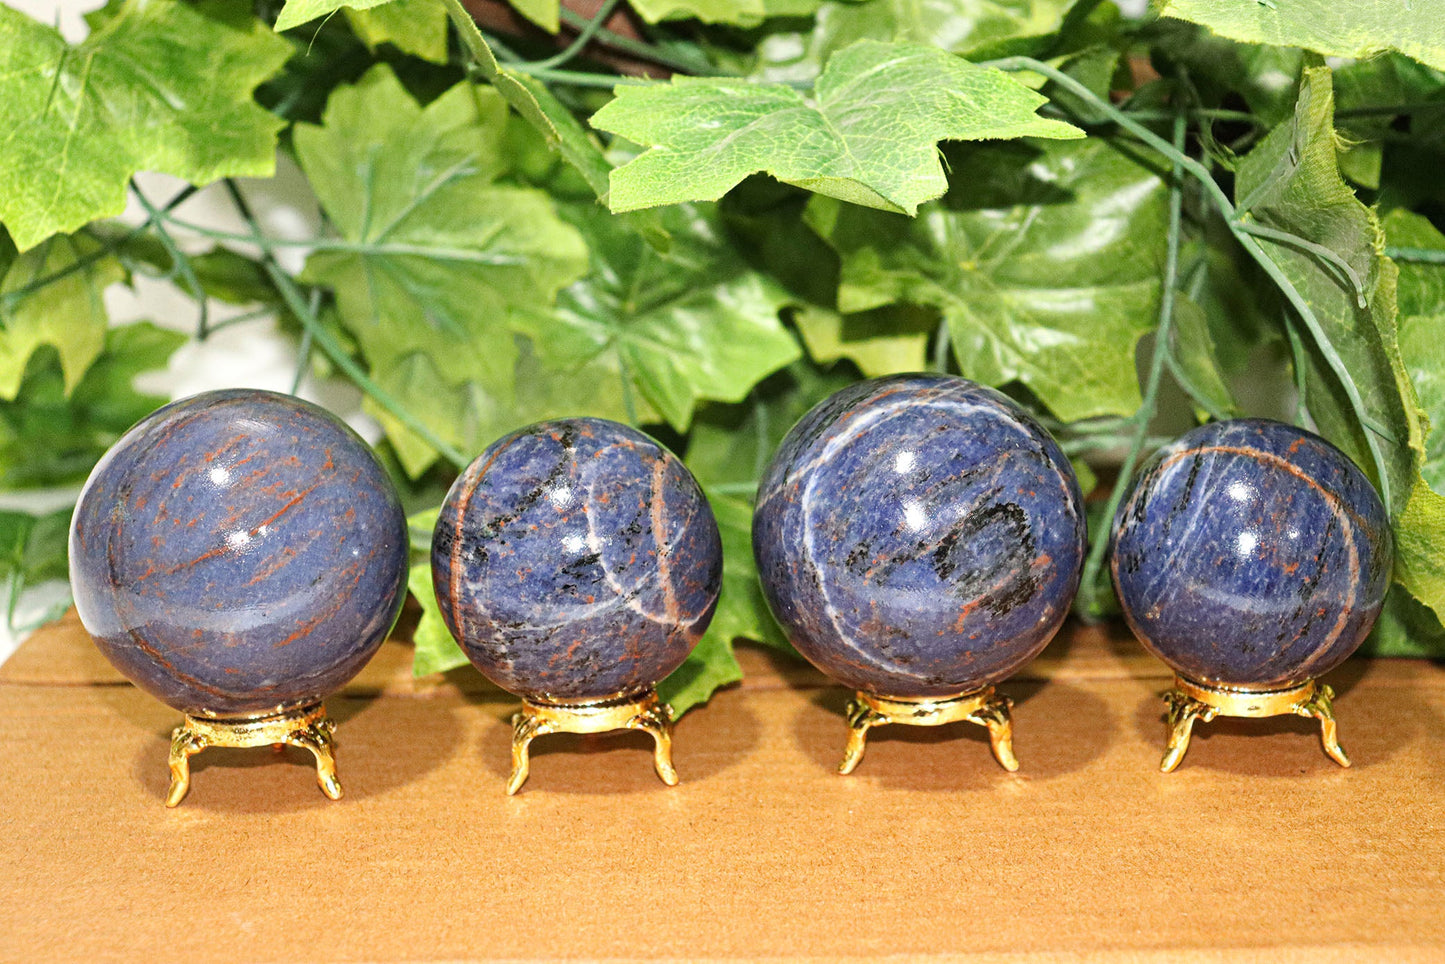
432, 418, 722, 702
1110, 419, 1393, 688
753, 375, 1087, 698
69, 389, 409, 718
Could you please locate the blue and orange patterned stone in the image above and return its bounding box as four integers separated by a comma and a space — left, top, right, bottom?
69, 389, 409, 718
753, 374, 1087, 698
432, 418, 722, 703
1110, 418, 1392, 688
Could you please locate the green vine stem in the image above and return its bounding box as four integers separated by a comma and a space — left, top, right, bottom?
985, 55, 1398, 513
1075, 111, 1188, 617
154, 210, 528, 264
128, 183, 212, 338
0, 185, 196, 310
290, 288, 322, 396
1385, 246, 1445, 264
1163, 255, 1235, 423
220, 180, 470, 470
524, 0, 624, 72
931, 318, 950, 373
1234, 219, 1368, 308
556, 6, 716, 74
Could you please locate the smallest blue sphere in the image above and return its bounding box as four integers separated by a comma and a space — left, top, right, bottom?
1110, 419, 1393, 688
432, 418, 722, 703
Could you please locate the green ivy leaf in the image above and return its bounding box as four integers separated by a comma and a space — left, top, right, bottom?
806, 137, 1169, 421
510, 202, 801, 432
276, 0, 627, 212
409, 561, 470, 676
188, 249, 283, 308
656, 631, 743, 717
1167, 296, 1240, 421
0, 506, 73, 630
1235, 67, 1445, 634
292, 65, 589, 475
591, 40, 1082, 216
658, 363, 854, 713
756, 0, 1076, 83
630, 0, 833, 25
1147, 20, 1307, 129
686, 362, 855, 498
793, 303, 938, 377
1333, 54, 1445, 188
1385, 210, 1445, 490
275, 0, 397, 30
1157, 0, 1445, 74
506, 0, 559, 32
1363, 586, 1445, 658
0, 0, 289, 250
346, 0, 450, 62
0, 233, 124, 400
1235, 67, 1410, 500
0, 230, 16, 281
0, 507, 71, 587
404, 506, 469, 677
0, 321, 185, 488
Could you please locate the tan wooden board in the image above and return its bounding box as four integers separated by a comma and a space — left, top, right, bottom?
2, 617, 1443, 962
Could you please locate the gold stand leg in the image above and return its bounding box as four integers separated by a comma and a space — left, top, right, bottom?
1160, 690, 1215, 773
166, 727, 207, 807
163, 704, 342, 808
506, 689, 678, 795
507, 712, 555, 796
965, 695, 1020, 772
287, 715, 343, 799
630, 700, 679, 787
1158, 677, 1350, 772
1296, 683, 1350, 767
836, 687, 1019, 776
839, 699, 887, 775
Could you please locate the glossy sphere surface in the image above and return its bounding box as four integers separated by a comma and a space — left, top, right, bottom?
1110, 419, 1393, 688
70, 390, 409, 718
753, 375, 1086, 698
433, 418, 721, 702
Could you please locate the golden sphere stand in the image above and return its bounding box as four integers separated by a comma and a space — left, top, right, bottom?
508, 689, 677, 795
1159, 676, 1348, 772
839, 687, 1019, 775
166, 703, 341, 807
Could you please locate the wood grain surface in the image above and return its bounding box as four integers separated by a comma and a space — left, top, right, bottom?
2, 615, 1443, 961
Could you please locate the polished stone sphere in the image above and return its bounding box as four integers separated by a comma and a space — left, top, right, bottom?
1110, 419, 1393, 688
69, 389, 409, 718
753, 374, 1087, 698
433, 418, 722, 702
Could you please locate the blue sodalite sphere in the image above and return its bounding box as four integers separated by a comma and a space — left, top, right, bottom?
1110, 419, 1393, 688
69, 389, 409, 718
433, 418, 722, 703
753, 375, 1087, 698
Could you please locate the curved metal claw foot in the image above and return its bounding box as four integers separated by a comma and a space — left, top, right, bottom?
838, 688, 1019, 775
966, 693, 1020, 772
1296, 683, 1350, 768
287, 716, 343, 799
166, 726, 208, 808
839, 698, 888, 775
1162, 677, 1350, 772
630, 702, 679, 786
1160, 690, 1215, 773
162, 704, 341, 807
508, 711, 555, 796
506, 690, 679, 794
